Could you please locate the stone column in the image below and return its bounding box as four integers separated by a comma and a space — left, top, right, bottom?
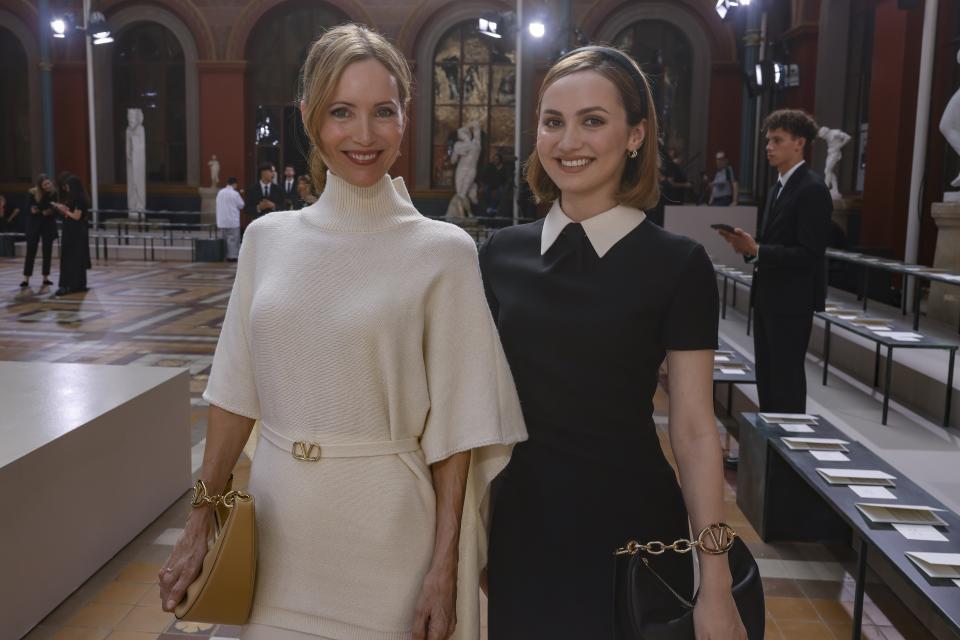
928, 201, 960, 325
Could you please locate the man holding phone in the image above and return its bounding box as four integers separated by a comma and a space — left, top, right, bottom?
717, 110, 832, 412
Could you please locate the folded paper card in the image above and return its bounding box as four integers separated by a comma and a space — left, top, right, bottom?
760, 413, 818, 423
816, 468, 896, 486
893, 524, 948, 542
855, 503, 947, 527
905, 552, 960, 579
811, 451, 850, 462
780, 424, 815, 433
782, 437, 849, 452
850, 485, 896, 499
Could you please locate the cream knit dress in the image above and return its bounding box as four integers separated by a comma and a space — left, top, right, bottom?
202, 171, 526, 639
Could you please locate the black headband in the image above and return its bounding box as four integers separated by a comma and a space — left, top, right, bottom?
556, 46, 648, 118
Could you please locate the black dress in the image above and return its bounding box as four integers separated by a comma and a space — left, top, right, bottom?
58, 196, 90, 293
480, 213, 719, 639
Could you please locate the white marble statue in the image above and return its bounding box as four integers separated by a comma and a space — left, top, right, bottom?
818, 126, 852, 199
125, 108, 146, 219
208, 154, 220, 187
940, 49, 960, 189
446, 121, 482, 217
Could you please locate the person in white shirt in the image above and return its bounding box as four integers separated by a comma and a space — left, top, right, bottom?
215, 177, 244, 261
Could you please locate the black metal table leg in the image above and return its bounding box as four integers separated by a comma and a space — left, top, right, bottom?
862, 266, 870, 311
721, 276, 728, 319
727, 382, 734, 418
747, 304, 753, 336
913, 279, 922, 332
732, 281, 738, 308
873, 342, 881, 388
901, 273, 909, 316
851, 537, 868, 640
822, 321, 832, 386
946, 349, 956, 428
882, 345, 893, 425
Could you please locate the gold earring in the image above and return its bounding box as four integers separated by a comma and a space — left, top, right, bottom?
628, 149, 639, 159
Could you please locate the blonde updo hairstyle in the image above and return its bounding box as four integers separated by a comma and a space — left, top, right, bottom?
525, 47, 660, 209
299, 24, 413, 193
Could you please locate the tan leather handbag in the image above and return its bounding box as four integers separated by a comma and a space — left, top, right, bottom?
175, 476, 257, 624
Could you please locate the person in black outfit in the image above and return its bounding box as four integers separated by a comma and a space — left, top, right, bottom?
51, 174, 91, 297
280, 164, 298, 209
21, 174, 59, 289
718, 109, 832, 412
244, 162, 283, 227
481, 47, 746, 640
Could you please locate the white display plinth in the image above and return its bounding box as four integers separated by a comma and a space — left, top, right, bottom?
0, 362, 191, 639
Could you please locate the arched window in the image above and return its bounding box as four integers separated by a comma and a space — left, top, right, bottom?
0, 26, 31, 182
613, 21, 693, 165
247, 3, 347, 179
113, 22, 186, 183
431, 21, 515, 189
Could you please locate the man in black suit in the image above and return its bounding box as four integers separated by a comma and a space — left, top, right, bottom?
719, 109, 832, 412
244, 162, 283, 227
280, 164, 298, 209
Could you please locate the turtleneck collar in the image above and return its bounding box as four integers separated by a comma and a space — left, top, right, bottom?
300, 171, 422, 232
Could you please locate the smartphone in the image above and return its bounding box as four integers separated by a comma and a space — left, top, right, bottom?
710, 223, 736, 234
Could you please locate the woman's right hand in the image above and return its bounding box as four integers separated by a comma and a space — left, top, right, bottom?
159, 508, 214, 612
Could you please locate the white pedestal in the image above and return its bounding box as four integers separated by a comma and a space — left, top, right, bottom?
928, 202, 960, 325
0, 362, 191, 639
198, 186, 218, 227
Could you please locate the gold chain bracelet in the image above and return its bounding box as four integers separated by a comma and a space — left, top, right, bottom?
190, 479, 251, 509
615, 523, 737, 557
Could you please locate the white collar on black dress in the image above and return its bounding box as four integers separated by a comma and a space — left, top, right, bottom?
540, 201, 646, 258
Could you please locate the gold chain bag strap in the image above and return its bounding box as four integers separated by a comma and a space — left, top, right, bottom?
612, 523, 765, 640
174, 476, 257, 624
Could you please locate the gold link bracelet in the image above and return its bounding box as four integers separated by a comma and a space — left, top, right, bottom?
615, 523, 737, 557
190, 479, 251, 510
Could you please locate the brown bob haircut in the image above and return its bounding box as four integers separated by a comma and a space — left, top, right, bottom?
299, 24, 412, 193
762, 109, 819, 148
526, 47, 660, 209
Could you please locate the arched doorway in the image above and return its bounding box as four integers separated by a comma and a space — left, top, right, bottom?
112, 22, 187, 183
246, 2, 348, 180
612, 21, 694, 168
0, 25, 31, 183
429, 19, 516, 189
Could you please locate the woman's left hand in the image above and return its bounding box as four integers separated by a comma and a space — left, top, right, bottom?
693, 587, 747, 640
412, 567, 457, 640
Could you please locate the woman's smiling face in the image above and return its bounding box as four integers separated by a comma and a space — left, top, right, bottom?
535, 70, 645, 208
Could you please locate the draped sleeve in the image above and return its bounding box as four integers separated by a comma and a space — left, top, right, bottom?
419, 227, 527, 640
203, 224, 261, 420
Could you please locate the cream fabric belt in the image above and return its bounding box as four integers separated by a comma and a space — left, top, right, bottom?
259, 422, 420, 461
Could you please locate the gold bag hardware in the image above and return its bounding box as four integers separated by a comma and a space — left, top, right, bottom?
175, 476, 257, 624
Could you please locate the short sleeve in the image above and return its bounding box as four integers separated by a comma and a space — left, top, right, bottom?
202, 228, 261, 419
660, 243, 719, 351
419, 231, 526, 465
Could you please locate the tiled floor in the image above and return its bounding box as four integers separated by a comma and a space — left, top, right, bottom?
2, 258, 939, 640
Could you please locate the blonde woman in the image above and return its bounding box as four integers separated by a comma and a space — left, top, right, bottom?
160, 24, 526, 640
481, 47, 747, 639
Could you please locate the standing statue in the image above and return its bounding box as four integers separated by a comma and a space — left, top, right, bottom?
940, 49, 960, 189
818, 126, 852, 200
208, 154, 220, 187
446, 121, 482, 217
125, 108, 146, 219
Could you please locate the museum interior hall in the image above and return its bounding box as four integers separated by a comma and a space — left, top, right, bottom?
1, 1, 960, 639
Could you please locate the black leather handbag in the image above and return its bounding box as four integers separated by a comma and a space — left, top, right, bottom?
613, 532, 765, 640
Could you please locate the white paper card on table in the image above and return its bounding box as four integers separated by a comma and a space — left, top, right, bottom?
816, 468, 896, 486
760, 413, 818, 423
714, 355, 732, 363
954, 579, 960, 588
905, 553, 960, 579
720, 368, 747, 375
782, 437, 849, 452
873, 331, 923, 341
780, 423, 815, 433
893, 525, 949, 542
811, 451, 850, 462
850, 485, 896, 499
855, 503, 947, 526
